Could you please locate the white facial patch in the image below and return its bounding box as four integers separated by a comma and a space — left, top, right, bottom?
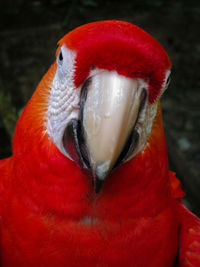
159, 69, 171, 98
129, 69, 171, 158
46, 46, 169, 164
46, 45, 80, 157
126, 79, 158, 159
133, 100, 158, 157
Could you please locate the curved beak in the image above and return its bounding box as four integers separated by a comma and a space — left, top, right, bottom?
63, 70, 146, 192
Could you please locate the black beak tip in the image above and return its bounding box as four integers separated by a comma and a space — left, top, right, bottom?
94, 178, 104, 193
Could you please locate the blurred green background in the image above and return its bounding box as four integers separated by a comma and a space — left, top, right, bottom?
0, 0, 200, 214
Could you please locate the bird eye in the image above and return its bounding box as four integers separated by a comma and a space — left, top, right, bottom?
58, 50, 63, 64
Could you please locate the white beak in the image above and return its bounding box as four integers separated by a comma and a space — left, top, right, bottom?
82, 70, 145, 183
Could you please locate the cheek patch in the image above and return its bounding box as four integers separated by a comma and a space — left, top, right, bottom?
46, 46, 81, 157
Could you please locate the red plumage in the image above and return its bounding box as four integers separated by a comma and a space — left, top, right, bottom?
0, 20, 199, 266
59, 20, 171, 103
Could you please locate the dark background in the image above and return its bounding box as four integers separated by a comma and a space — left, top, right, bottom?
0, 0, 200, 215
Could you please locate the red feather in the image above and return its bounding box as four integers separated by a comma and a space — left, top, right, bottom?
0, 20, 199, 267
59, 20, 171, 103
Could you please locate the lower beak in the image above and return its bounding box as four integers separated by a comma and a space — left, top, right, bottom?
63, 70, 146, 192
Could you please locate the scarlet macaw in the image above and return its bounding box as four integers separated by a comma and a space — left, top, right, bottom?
0, 20, 200, 267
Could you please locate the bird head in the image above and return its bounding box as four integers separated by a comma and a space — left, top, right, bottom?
13, 20, 171, 194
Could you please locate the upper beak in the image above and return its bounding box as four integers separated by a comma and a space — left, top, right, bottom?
63, 70, 147, 192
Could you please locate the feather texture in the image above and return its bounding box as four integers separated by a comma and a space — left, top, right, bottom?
0, 20, 199, 267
